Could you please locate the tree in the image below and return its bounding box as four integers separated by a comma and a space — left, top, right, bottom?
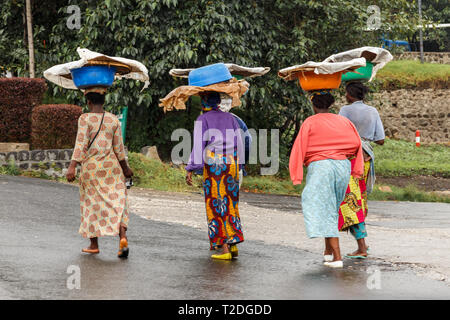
421, 0, 450, 51
0, 0, 419, 171
25, 0, 35, 77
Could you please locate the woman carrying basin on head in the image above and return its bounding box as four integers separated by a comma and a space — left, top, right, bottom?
160, 63, 249, 260
66, 90, 133, 258
289, 91, 364, 268
185, 90, 245, 260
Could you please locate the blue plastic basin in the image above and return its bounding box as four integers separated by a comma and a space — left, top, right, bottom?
70, 65, 117, 89
188, 63, 232, 87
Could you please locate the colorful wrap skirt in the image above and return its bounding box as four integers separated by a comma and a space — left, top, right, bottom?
338, 160, 371, 231
203, 150, 244, 249
301, 159, 351, 238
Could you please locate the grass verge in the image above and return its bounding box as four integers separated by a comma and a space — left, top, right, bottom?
1, 145, 449, 203
128, 153, 202, 193
376, 60, 450, 89
126, 153, 449, 203
369, 184, 450, 203
373, 139, 450, 177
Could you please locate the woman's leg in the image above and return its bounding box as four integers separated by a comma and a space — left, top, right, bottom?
119, 224, 127, 240
327, 237, 342, 261
356, 238, 368, 253
324, 238, 333, 255
89, 237, 98, 249
348, 222, 368, 256
221, 244, 230, 254
82, 237, 99, 253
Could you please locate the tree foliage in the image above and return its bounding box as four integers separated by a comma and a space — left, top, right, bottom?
0, 0, 419, 168
421, 0, 450, 50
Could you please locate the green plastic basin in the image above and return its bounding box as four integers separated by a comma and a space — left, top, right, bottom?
342, 62, 374, 82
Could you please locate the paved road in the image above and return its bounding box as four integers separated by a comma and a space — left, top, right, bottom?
239, 191, 450, 229
1, 175, 449, 299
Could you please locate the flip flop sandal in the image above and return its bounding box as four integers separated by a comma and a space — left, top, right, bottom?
82, 248, 99, 254
345, 254, 367, 259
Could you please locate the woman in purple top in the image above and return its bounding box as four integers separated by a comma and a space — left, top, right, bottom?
185, 92, 244, 260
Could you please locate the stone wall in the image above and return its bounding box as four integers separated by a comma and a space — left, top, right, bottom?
396, 52, 450, 64
371, 89, 450, 144
0, 147, 129, 177
0, 149, 73, 177
337, 88, 450, 144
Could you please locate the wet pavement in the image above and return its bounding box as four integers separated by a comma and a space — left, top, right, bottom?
1, 175, 449, 299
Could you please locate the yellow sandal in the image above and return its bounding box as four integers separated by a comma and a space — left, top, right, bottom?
211, 252, 232, 260
230, 245, 238, 257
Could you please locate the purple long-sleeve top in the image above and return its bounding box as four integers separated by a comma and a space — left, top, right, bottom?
185, 110, 244, 172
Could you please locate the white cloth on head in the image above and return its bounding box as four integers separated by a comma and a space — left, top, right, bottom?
323, 47, 393, 81
278, 58, 366, 81
218, 93, 233, 112
43, 47, 149, 90
170, 63, 270, 78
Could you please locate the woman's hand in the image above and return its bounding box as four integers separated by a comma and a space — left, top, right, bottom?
186, 171, 193, 186
363, 150, 372, 162
119, 160, 133, 178
66, 162, 77, 182
123, 166, 134, 179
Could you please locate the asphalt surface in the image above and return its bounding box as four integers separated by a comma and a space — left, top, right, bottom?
239, 191, 450, 229
1, 175, 449, 299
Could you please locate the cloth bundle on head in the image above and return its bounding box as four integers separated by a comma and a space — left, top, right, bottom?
169, 63, 270, 79
309, 89, 332, 101
83, 87, 108, 95
159, 77, 249, 112
278, 58, 366, 81
218, 93, 233, 112
43, 47, 149, 90
161, 62, 269, 112
323, 46, 393, 81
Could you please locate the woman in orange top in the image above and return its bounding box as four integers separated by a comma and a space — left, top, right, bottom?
289, 91, 363, 268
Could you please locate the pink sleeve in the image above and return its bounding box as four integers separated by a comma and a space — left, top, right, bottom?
289, 121, 309, 185
349, 122, 364, 178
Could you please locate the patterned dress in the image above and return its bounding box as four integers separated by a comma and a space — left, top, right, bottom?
185, 105, 245, 250
72, 112, 129, 238
203, 150, 244, 249
338, 159, 371, 231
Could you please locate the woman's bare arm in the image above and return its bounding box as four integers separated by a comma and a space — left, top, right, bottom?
66, 160, 80, 182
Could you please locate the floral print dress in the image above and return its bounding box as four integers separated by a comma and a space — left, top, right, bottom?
203, 150, 244, 249
72, 112, 128, 238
